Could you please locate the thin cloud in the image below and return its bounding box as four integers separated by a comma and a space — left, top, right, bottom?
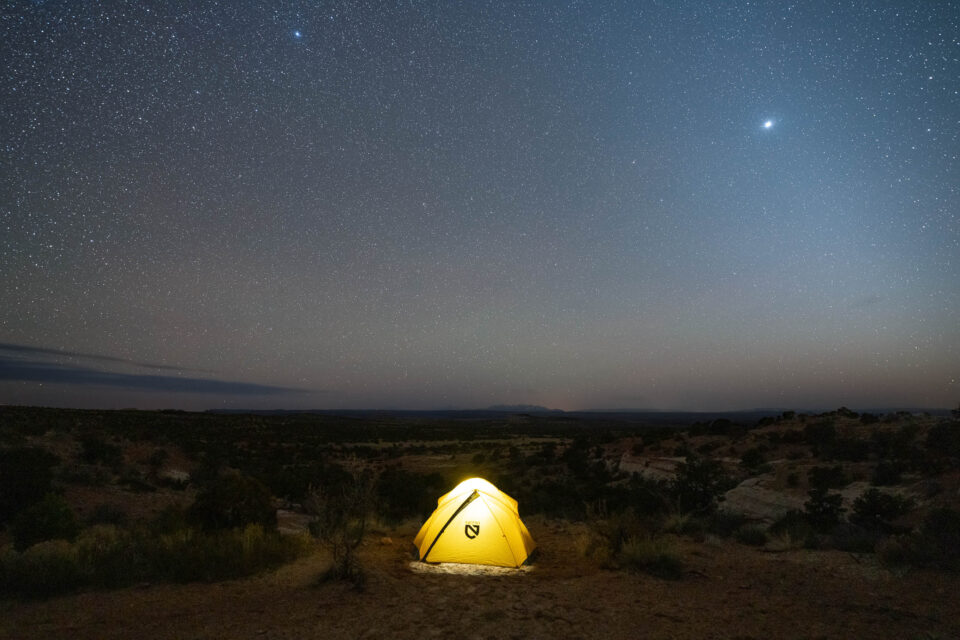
0, 356, 307, 396
0, 342, 210, 373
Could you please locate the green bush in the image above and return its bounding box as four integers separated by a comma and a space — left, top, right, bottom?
770, 510, 817, 547
804, 422, 836, 456
11, 494, 80, 551
829, 523, 880, 553
375, 468, 445, 523
150, 524, 310, 583
0, 540, 84, 598
878, 508, 960, 571
0, 447, 59, 524
0, 523, 312, 599
803, 486, 844, 533
808, 465, 846, 490
735, 525, 768, 546
80, 435, 123, 468
740, 448, 766, 471
76, 525, 146, 588
850, 488, 913, 533
88, 503, 129, 526
188, 474, 277, 531
619, 536, 684, 579
925, 423, 960, 457
704, 510, 749, 538
671, 456, 732, 514
871, 462, 904, 486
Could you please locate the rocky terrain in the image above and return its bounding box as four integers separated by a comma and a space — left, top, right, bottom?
2, 405, 959, 638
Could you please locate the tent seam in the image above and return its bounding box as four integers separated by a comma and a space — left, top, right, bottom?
478, 494, 520, 567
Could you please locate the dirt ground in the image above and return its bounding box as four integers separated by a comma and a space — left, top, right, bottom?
2, 517, 957, 640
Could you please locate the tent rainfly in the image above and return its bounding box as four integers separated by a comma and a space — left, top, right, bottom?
413, 477, 536, 567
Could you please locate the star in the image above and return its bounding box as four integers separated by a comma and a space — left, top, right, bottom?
763, 120, 774, 129
293, 30, 302, 38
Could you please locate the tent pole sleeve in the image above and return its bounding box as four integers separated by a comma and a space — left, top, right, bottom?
421, 490, 478, 562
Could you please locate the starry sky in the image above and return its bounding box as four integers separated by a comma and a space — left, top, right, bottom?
1, 1, 958, 412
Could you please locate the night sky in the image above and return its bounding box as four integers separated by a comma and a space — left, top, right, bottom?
2, 1, 958, 411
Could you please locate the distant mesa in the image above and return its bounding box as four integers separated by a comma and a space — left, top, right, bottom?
485, 404, 562, 413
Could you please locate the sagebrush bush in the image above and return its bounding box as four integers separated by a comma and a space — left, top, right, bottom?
704, 510, 749, 538
660, 512, 701, 536
735, 526, 768, 547
0, 524, 312, 599
850, 488, 913, 533
878, 508, 960, 571
770, 510, 816, 546
189, 474, 277, 531
11, 494, 80, 551
803, 487, 844, 532
829, 523, 880, 553
87, 503, 129, 526
619, 536, 684, 579
0, 540, 84, 598
76, 525, 146, 588
0, 447, 59, 525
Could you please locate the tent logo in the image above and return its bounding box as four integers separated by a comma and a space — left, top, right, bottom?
464, 522, 480, 539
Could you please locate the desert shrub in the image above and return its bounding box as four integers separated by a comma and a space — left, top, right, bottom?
829, 523, 880, 553
705, 510, 749, 538
779, 430, 805, 444
150, 524, 310, 583
623, 474, 671, 516
1, 521, 312, 598
148, 448, 169, 471
87, 503, 129, 526
257, 461, 351, 503
735, 525, 768, 547
660, 511, 703, 538
832, 438, 870, 462
619, 536, 684, 579
0, 447, 59, 524
697, 440, 723, 454
188, 474, 277, 531
0, 540, 84, 598
521, 478, 586, 520
859, 413, 880, 425
11, 494, 80, 551
770, 510, 817, 547
786, 472, 800, 487
871, 461, 904, 486
306, 470, 374, 589
671, 456, 732, 514
878, 508, 960, 571
120, 470, 156, 493
925, 423, 960, 457
150, 505, 190, 534
740, 447, 766, 471
375, 468, 445, 523
807, 465, 846, 490
804, 421, 836, 455
79, 434, 123, 468
76, 525, 146, 588
850, 488, 913, 533
803, 486, 845, 533
589, 507, 650, 555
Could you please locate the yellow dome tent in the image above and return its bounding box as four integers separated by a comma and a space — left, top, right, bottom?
413, 477, 536, 567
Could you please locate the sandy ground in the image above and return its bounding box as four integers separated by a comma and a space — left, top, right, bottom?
2, 517, 957, 640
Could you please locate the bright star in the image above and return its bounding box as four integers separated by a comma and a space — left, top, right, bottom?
294, 30, 302, 38
763, 120, 773, 129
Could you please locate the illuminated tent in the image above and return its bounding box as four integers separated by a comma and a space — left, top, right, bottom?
413, 477, 536, 567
